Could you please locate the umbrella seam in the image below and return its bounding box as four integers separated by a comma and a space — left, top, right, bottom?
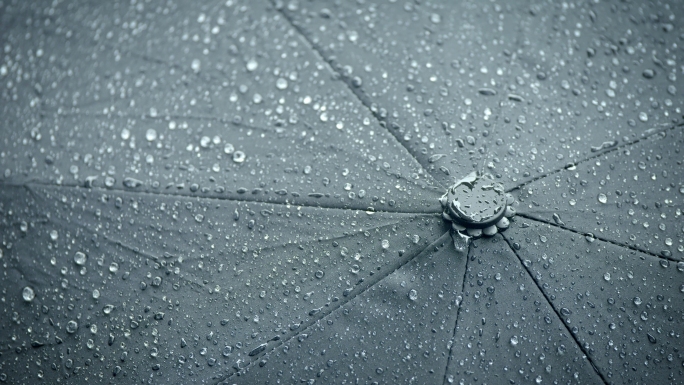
441, 238, 472, 385
516, 212, 680, 263
505, 121, 684, 194
219, 230, 452, 383
0, 181, 441, 215
270, 0, 447, 192
500, 233, 610, 385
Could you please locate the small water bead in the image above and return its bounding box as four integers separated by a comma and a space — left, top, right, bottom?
597, 193, 607, 204
103, 304, 115, 315
109, 262, 119, 273
74, 251, 87, 266
510, 336, 519, 346
66, 320, 79, 334
408, 289, 418, 301
232, 151, 246, 163
224, 143, 235, 154
92, 289, 100, 299
633, 297, 642, 306
200, 136, 211, 148
275, 78, 288, 90
680, 284, 684, 293
191, 59, 201, 73
145, 129, 157, 142
381, 239, 390, 250
50, 230, 58, 241
246, 59, 258, 72
603, 272, 611, 281
22, 286, 35, 302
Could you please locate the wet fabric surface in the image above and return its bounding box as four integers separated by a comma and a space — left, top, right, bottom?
1, 0, 683, 384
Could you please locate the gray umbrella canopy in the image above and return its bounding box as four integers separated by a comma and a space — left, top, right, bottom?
0, 1, 682, 384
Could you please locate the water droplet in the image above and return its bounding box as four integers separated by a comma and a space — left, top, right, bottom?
191, 58, 201, 73
633, 297, 642, 306
408, 289, 418, 301
145, 129, 157, 142
275, 78, 288, 90
510, 336, 519, 346
66, 320, 79, 334
22, 286, 35, 302
49, 230, 59, 241
92, 289, 100, 299
597, 193, 607, 204
109, 262, 119, 273
246, 59, 258, 72
74, 251, 87, 266
233, 151, 246, 163
603, 272, 611, 281
381, 239, 389, 250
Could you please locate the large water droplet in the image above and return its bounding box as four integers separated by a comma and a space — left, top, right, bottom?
22, 286, 35, 302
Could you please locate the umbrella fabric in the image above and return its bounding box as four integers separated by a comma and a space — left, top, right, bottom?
0, 0, 682, 384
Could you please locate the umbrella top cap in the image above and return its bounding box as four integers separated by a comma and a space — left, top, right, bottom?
440, 172, 515, 237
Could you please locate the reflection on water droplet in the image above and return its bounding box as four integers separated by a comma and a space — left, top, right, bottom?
408, 289, 418, 301
633, 297, 642, 306
603, 272, 611, 281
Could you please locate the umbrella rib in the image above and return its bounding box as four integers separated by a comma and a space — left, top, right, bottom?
500, 233, 610, 385
219, 230, 452, 382
515, 212, 680, 263
44, 109, 278, 134
505, 121, 683, 194
271, 1, 446, 191
0, 181, 435, 215
441, 239, 472, 385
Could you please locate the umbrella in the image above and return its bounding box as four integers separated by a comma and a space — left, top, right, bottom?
0, 0, 682, 384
